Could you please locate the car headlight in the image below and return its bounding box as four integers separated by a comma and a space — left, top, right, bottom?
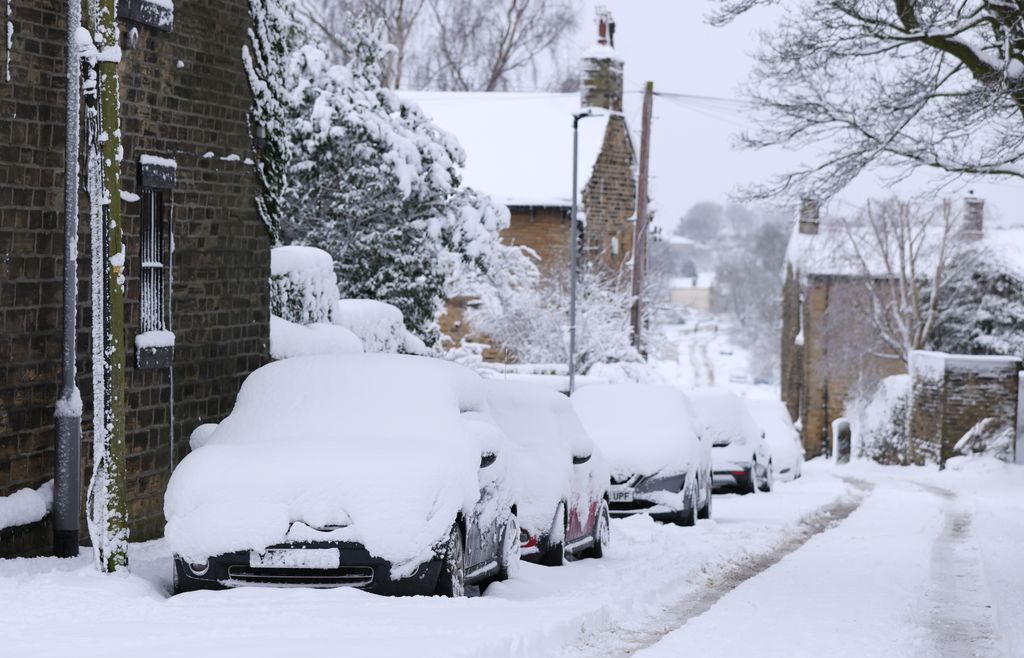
636, 473, 686, 493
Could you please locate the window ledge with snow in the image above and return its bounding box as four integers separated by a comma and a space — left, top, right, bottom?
135, 330, 175, 369
118, 0, 174, 32
0, 480, 53, 532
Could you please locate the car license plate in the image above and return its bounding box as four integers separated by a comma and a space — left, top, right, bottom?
610, 489, 634, 503
249, 548, 340, 569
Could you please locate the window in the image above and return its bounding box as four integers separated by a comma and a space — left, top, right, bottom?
140, 189, 165, 333
135, 155, 176, 369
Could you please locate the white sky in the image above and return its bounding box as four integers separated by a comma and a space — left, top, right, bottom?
571, 1, 1024, 230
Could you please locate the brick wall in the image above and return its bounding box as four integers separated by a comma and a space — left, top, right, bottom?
0, 0, 268, 554
581, 116, 635, 274
909, 351, 1020, 466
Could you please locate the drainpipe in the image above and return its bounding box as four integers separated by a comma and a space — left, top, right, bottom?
53, 0, 83, 558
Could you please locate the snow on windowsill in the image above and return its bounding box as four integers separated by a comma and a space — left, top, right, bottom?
139, 154, 177, 169
135, 330, 175, 349
0, 480, 53, 532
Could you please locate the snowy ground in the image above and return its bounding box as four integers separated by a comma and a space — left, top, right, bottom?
5, 458, 1021, 657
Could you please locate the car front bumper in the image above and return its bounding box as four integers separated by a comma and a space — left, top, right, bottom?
175, 541, 442, 596
607, 473, 689, 520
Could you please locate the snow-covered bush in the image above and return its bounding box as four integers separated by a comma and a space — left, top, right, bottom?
270, 246, 339, 325
954, 417, 1015, 462
333, 299, 428, 355
846, 374, 911, 465
247, 4, 533, 345
465, 262, 641, 374
269, 315, 363, 360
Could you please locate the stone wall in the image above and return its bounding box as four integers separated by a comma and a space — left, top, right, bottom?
909, 351, 1020, 466
581, 116, 635, 274
0, 0, 268, 554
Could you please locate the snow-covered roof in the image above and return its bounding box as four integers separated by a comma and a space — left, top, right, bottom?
401, 91, 611, 208
670, 272, 714, 289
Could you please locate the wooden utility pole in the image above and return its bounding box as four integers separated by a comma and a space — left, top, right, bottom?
630, 81, 654, 351
86, 0, 130, 573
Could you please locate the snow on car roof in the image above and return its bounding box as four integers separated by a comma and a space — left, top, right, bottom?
572, 384, 700, 478
687, 387, 763, 444
207, 353, 487, 448
400, 91, 610, 208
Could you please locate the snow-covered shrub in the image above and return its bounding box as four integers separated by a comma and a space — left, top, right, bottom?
333, 299, 428, 355
847, 374, 911, 465
270, 246, 339, 325
954, 417, 1015, 462
465, 262, 641, 374
247, 6, 533, 345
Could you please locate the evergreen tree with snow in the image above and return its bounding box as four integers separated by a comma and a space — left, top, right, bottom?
249, 8, 531, 344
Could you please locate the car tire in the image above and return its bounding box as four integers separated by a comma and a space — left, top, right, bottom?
580, 499, 610, 559
759, 460, 774, 493
539, 503, 567, 566
495, 510, 520, 582
739, 458, 758, 495
697, 474, 712, 520
675, 485, 697, 527
435, 524, 466, 597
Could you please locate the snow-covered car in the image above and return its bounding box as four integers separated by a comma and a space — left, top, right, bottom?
689, 388, 773, 494
746, 399, 804, 482
485, 381, 610, 565
571, 384, 712, 525
165, 354, 519, 597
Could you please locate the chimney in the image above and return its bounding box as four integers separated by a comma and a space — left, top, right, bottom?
798, 197, 820, 235
962, 195, 984, 239
581, 7, 623, 112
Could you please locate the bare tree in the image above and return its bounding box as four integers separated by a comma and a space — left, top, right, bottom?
416, 0, 579, 91
297, 0, 427, 87
711, 1, 1024, 199
839, 198, 964, 363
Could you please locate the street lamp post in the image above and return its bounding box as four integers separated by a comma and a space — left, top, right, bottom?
569, 110, 595, 394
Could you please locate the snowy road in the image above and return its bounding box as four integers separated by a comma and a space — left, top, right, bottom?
3, 459, 1020, 658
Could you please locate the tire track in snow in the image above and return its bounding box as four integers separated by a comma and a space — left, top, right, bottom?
915, 483, 1004, 658
563, 477, 873, 658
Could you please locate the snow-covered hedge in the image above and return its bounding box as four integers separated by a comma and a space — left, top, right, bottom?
333, 299, 427, 355
846, 374, 911, 465
269, 315, 363, 360
955, 417, 1015, 461
270, 245, 339, 325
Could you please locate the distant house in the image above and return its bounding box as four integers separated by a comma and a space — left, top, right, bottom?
0, 1, 268, 556
402, 15, 638, 353
668, 272, 714, 313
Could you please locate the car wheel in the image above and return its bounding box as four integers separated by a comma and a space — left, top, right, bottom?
495, 510, 521, 582
759, 460, 774, 493
675, 484, 697, 527
580, 499, 610, 559
739, 458, 758, 495
697, 474, 712, 520
539, 502, 567, 566
435, 524, 466, 597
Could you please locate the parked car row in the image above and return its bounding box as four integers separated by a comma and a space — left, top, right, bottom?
165, 354, 804, 597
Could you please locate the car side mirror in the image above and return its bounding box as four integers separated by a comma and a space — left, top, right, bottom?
572, 454, 591, 465
480, 452, 497, 469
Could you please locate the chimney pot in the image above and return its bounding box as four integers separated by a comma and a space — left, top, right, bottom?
962, 196, 984, 239
581, 8, 623, 111
799, 197, 820, 235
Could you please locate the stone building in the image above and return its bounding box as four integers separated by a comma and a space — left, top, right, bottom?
1, 1, 269, 556
780, 200, 907, 457
402, 14, 638, 354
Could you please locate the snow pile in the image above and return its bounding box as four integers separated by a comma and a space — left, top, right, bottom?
269, 315, 362, 359
486, 381, 607, 537
165, 354, 508, 577
0, 480, 53, 531
333, 299, 427, 355
572, 384, 702, 480
845, 374, 911, 465
270, 245, 339, 325
954, 417, 1014, 461
585, 361, 665, 385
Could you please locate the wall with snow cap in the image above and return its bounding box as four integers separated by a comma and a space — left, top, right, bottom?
909, 350, 1021, 466
0, 0, 268, 553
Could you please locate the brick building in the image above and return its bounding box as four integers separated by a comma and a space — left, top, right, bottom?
1, 0, 269, 556
403, 18, 638, 354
